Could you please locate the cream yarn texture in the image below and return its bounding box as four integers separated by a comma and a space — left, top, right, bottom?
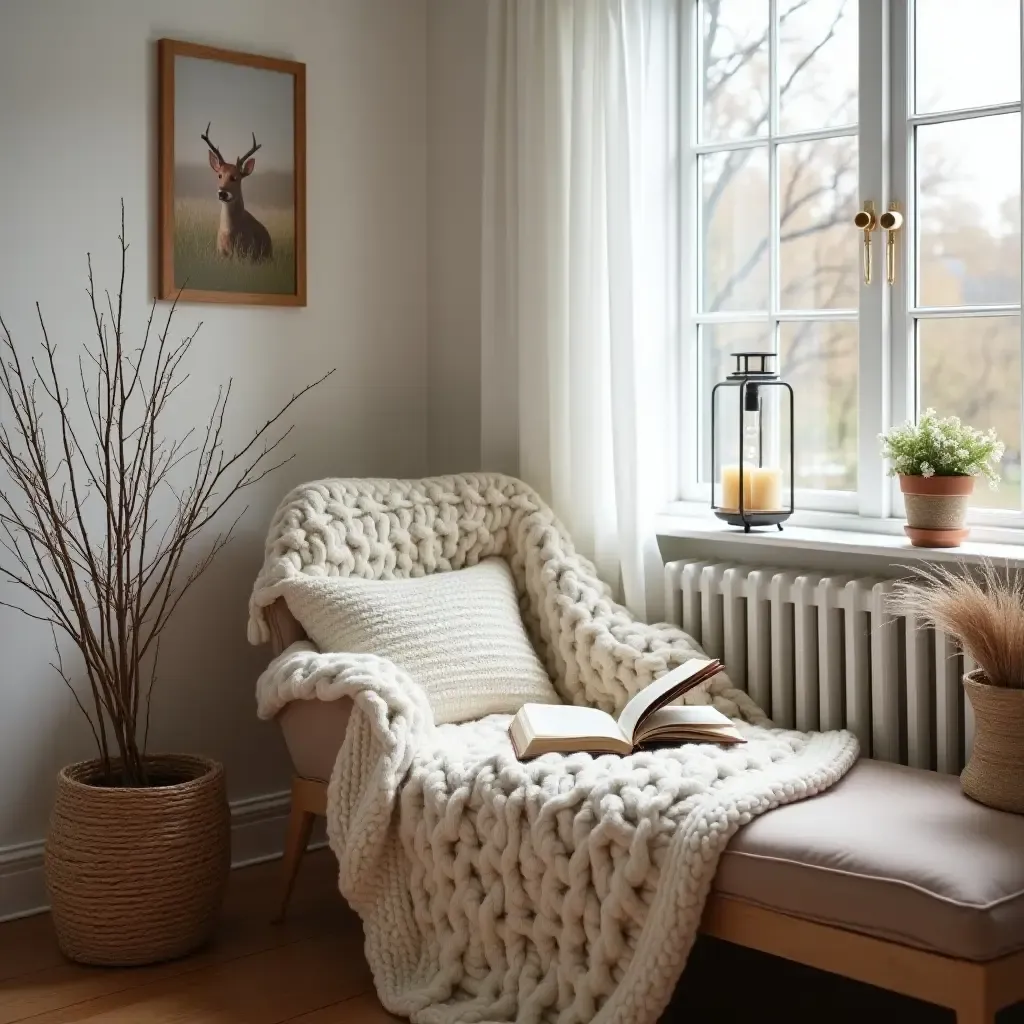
250, 474, 859, 1024
279, 558, 559, 724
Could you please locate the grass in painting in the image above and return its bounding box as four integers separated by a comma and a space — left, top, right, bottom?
173, 199, 295, 295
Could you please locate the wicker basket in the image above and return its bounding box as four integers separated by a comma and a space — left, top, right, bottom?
45, 754, 230, 965
961, 672, 1024, 815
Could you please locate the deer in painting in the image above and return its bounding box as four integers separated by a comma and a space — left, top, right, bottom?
201, 123, 273, 261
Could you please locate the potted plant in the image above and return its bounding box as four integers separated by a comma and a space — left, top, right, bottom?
892, 562, 1024, 814
0, 207, 331, 965
879, 409, 1004, 548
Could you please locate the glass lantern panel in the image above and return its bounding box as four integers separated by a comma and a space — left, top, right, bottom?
711, 377, 790, 514
711, 381, 741, 509
700, 324, 773, 484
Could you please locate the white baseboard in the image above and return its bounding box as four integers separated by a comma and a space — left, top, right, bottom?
0, 788, 328, 923
0, 840, 47, 923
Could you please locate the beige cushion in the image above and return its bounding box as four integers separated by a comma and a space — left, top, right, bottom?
280, 558, 560, 725
715, 758, 1024, 961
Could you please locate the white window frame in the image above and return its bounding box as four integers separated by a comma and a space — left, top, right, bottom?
678, 0, 1024, 531
891, 0, 1024, 529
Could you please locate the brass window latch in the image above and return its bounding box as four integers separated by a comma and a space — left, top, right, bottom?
879, 202, 903, 286
853, 200, 902, 285
853, 200, 877, 285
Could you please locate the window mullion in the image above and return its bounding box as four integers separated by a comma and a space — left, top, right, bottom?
679, 0, 700, 500
889, 0, 913, 520
768, 0, 779, 329
856, 0, 893, 519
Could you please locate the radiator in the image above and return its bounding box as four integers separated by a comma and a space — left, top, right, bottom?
664, 559, 975, 774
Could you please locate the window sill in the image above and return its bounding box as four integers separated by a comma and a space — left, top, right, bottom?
656, 503, 1024, 569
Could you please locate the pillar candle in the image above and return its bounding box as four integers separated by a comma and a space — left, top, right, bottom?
719, 466, 782, 511
720, 464, 747, 511
748, 466, 782, 510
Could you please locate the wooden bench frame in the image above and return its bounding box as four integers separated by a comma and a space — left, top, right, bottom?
277, 774, 1024, 1024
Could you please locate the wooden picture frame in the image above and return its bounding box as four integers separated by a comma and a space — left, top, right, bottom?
158, 39, 306, 306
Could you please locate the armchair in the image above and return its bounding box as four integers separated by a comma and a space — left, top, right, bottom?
249, 473, 755, 918
250, 475, 1024, 1024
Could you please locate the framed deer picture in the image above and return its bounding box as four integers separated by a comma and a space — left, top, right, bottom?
158, 40, 306, 306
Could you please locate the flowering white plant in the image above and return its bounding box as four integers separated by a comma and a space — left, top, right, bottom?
879, 409, 1004, 486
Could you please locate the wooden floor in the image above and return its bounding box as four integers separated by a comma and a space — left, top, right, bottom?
2, 850, 1022, 1023
0, 851, 395, 1024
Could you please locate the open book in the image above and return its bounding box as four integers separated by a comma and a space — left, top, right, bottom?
508, 658, 745, 758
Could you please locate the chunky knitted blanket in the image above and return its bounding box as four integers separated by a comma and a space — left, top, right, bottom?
250, 475, 858, 1024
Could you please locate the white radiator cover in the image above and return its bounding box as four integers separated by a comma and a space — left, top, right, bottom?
664, 560, 975, 774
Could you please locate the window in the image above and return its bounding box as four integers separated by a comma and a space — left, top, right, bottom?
680, 0, 1024, 523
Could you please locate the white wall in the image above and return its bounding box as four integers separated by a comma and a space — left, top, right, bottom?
426, 0, 487, 474
0, 0, 427, 914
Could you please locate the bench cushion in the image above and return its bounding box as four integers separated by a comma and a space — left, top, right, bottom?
276, 698, 1024, 963
715, 758, 1024, 962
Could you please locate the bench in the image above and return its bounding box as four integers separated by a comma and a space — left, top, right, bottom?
267, 604, 1024, 1024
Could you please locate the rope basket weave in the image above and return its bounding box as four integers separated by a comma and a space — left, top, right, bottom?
899, 474, 973, 534
961, 671, 1024, 815
902, 491, 971, 530
45, 754, 230, 965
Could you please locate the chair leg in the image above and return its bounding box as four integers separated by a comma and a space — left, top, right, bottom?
956, 987, 995, 1024
274, 782, 317, 923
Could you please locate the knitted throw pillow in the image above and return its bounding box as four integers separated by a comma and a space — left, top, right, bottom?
280, 558, 560, 724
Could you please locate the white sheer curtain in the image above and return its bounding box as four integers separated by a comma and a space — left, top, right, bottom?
481, 0, 680, 621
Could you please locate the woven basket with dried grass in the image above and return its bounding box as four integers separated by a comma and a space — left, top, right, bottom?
891, 562, 1024, 814
0, 207, 332, 963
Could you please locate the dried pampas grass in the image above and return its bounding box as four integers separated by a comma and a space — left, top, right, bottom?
890, 561, 1024, 690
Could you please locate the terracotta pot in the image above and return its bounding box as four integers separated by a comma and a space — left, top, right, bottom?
45, 754, 230, 965
961, 671, 1024, 814
899, 474, 973, 547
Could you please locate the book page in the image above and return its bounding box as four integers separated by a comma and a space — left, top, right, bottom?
616, 660, 717, 744
633, 706, 739, 744
514, 704, 628, 754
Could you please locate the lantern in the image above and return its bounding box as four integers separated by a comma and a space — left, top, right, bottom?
710, 352, 794, 532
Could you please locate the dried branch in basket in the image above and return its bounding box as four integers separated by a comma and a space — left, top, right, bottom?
0, 202, 334, 785
889, 561, 1024, 690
